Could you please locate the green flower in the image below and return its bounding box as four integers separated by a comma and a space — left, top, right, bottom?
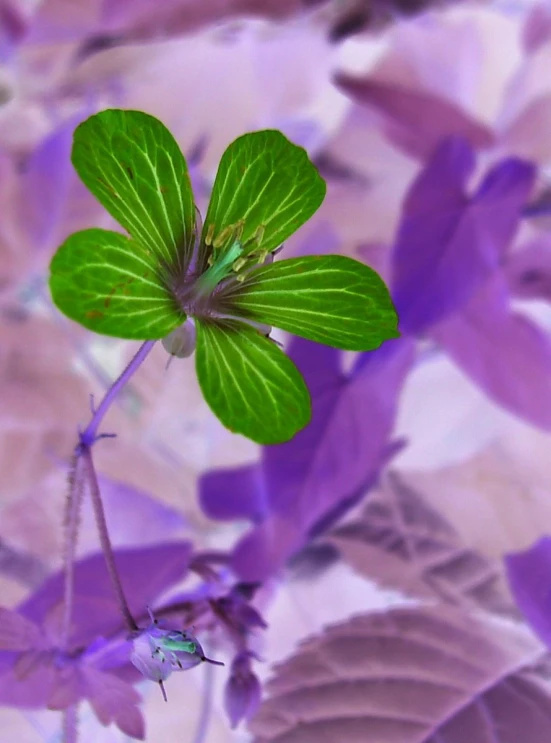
49, 109, 398, 444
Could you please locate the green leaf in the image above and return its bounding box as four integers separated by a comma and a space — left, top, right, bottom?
49, 228, 185, 339
216, 255, 400, 351
200, 130, 325, 264
72, 109, 196, 274
195, 319, 311, 444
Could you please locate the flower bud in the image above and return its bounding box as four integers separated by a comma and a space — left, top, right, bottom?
162, 318, 196, 358
224, 651, 261, 728
130, 610, 223, 701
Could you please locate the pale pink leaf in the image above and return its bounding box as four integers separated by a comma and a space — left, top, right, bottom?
500, 94, 551, 163
432, 274, 551, 430
326, 474, 514, 615
522, 4, 551, 54
0, 314, 88, 503
250, 606, 549, 743
334, 76, 494, 160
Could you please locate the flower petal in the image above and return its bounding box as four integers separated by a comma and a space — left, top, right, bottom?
199, 129, 325, 269
391, 138, 535, 334
49, 228, 184, 339
334, 75, 494, 160
195, 319, 311, 444
71, 109, 196, 274
218, 255, 398, 350
229, 336, 414, 581
433, 274, 551, 430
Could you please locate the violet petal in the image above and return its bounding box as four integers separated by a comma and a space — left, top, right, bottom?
392, 139, 534, 334
334, 75, 494, 159
230, 337, 414, 581
18, 542, 192, 648
433, 273, 551, 429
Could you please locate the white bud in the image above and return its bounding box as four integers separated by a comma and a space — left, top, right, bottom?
162, 319, 196, 358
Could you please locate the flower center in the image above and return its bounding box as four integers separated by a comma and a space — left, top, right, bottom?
193, 238, 244, 299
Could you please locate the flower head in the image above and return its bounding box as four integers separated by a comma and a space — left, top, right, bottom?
130, 608, 223, 702
209, 583, 267, 639
48, 109, 398, 444
0, 542, 194, 739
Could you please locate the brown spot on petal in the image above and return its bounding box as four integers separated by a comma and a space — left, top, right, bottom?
86, 310, 104, 320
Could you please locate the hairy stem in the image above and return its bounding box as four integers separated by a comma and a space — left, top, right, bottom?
62, 341, 154, 646
81, 446, 138, 632
61, 455, 85, 649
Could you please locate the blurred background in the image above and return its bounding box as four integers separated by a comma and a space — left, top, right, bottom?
2, 0, 551, 740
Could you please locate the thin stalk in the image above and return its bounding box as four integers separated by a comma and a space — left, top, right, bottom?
61, 340, 154, 638
60, 454, 85, 649
62, 705, 78, 743
81, 340, 155, 446
191, 652, 215, 743
81, 447, 138, 632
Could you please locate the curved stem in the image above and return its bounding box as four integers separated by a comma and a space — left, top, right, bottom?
62, 341, 154, 644
81, 340, 155, 446
81, 447, 138, 632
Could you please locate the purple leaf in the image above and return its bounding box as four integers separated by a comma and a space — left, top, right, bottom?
80, 665, 145, 739
33, 653, 144, 738
0, 631, 145, 739
391, 138, 535, 334
334, 75, 494, 159
0, 1, 27, 59
249, 605, 549, 743
18, 542, 192, 648
0, 658, 55, 708
18, 115, 106, 254
432, 274, 551, 430
81, 474, 187, 548
0, 608, 42, 651
226, 337, 414, 582
200, 464, 267, 523
327, 474, 515, 614
18, 117, 76, 252
506, 536, 551, 650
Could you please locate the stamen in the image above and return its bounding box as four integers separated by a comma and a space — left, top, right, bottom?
193, 239, 244, 298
